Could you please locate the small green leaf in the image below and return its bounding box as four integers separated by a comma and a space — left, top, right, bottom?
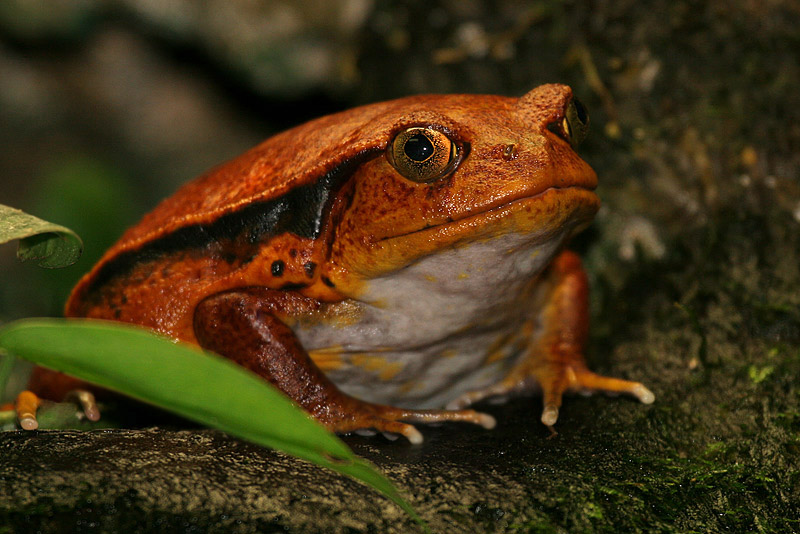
0, 318, 425, 529
0, 204, 83, 268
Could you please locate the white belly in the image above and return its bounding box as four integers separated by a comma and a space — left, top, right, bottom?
294, 230, 568, 408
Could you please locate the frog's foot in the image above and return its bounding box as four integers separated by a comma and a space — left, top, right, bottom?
448, 364, 654, 428
319, 398, 496, 445
536, 363, 655, 427
14, 389, 101, 430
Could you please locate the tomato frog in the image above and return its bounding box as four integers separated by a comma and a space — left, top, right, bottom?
18, 84, 654, 443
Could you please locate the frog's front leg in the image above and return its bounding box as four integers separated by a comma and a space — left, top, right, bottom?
450, 250, 654, 427
194, 288, 495, 444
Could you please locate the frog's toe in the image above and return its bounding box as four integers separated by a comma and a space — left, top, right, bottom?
568, 367, 656, 404
538, 372, 568, 428
540, 404, 560, 427
631, 383, 656, 404
65, 389, 101, 421
446, 392, 483, 410
368, 419, 424, 445
399, 408, 497, 430
15, 391, 40, 430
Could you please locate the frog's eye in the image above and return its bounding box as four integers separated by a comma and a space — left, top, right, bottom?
388, 127, 458, 183
560, 98, 590, 148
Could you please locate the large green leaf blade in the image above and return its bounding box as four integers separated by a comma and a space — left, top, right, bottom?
0, 204, 83, 268
0, 318, 424, 527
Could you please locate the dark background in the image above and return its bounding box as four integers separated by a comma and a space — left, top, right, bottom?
1, 1, 799, 532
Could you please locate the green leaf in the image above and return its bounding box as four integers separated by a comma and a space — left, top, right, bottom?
0, 204, 83, 268
0, 318, 425, 529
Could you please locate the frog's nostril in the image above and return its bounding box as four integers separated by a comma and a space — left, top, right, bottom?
502, 144, 518, 161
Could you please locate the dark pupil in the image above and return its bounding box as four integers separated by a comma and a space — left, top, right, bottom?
404, 134, 434, 162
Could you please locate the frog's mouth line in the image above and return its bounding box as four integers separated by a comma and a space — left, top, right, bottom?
379, 185, 599, 242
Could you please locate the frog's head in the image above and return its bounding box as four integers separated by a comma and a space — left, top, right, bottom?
329, 84, 599, 285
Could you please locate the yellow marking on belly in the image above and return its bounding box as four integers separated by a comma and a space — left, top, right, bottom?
519, 319, 535, 341
439, 348, 458, 358
485, 348, 507, 364
483, 332, 514, 366
509, 320, 536, 356
309, 347, 344, 371
351, 354, 404, 381
424, 274, 438, 282
398, 380, 423, 394
379, 362, 404, 381
458, 272, 469, 279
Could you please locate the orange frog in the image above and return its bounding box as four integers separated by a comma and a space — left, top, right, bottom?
20, 84, 654, 443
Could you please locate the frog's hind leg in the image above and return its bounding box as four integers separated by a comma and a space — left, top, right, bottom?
194, 288, 495, 444
449, 250, 654, 427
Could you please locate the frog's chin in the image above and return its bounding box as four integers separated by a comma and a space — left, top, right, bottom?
388, 186, 599, 243
345, 187, 599, 280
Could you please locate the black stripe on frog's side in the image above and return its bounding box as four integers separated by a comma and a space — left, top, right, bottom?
84, 148, 382, 296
